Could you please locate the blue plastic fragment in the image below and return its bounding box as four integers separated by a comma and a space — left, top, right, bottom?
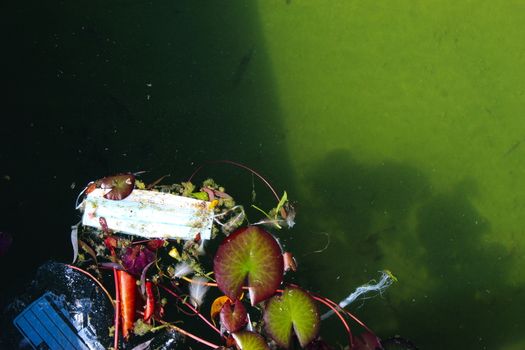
13, 292, 104, 350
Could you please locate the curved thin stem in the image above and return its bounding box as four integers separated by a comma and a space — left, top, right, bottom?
182, 276, 218, 287
159, 284, 221, 335
275, 286, 353, 348
157, 319, 220, 349
312, 295, 354, 348
187, 160, 281, 203
319, 295, 375, 335
65, 264, 114, 307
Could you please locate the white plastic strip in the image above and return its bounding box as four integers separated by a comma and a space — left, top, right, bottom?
82, 188, 213, 240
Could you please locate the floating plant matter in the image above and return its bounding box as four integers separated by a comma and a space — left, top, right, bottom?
264, 286, 320, 348
214, 226, 284, 305
65, 161, 401, 350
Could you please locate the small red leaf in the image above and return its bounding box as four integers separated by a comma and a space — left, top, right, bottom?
121, 245, 155, 276
146, 239, 165, 250
100, 173, 135, 200
143, 281, 155, 323
220, 299, 248, 333
352, 332, 382, 350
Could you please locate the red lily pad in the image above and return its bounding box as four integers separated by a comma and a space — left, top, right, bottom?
100, 173, 135, 200
213, 226, 283, 305
120, 245, 155, 276
264, 286, 320, 348
220, 299, 248, 333
352, 332, 382, 350
232, 331, 270, 350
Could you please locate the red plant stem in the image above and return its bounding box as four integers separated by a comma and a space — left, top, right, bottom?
144, 281, 155, 322
107, 243, 121, 350
131, 239, 151, 245
157, 319, 220, 349
187, 160, 281, 203
113, 267, 121, 350
182, 276, 218, 287
171, 324, 220, 348
276, 286, 353, 348
159, 284, 222, 335
312, 295, 354, 348
320, 295, 375, 335
65, 264, 114, 306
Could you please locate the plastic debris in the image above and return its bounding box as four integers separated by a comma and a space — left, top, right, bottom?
321, 270, 397, 320
14, 292, 104, 350
81, 188, 215, 240
2, 262, 183, 349
2, 262, 112, 349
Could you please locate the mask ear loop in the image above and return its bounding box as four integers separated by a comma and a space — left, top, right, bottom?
212, 205, 246, 234
75, 181, 95, 209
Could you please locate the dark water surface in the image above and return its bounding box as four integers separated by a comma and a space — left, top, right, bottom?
2, 1, 525, 350
1, 0, 292, 345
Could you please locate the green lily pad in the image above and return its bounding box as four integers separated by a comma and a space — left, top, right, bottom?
264, 286, 320, 348
213, 226, 283, 305
232, 331, 270, 350
220, 299, 248, 333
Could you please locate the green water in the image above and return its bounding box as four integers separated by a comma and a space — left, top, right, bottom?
255, 2, 525, 349
1, 1, 524, 349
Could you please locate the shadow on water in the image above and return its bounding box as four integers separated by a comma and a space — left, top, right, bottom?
293, 149, 523, 349
0, 0, 293, 321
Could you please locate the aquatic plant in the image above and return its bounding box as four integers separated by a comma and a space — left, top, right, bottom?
214, 226, 284, 305
70, 162, 398, 350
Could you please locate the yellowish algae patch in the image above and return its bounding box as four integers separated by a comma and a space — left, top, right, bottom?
256, 1, 525, 348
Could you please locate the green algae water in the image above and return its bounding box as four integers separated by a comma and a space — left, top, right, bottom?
255, 2, 525, 349
1, 1, 524, 349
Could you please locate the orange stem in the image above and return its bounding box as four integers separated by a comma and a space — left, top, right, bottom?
113, 267, 121, 350
156, 319, 220, 348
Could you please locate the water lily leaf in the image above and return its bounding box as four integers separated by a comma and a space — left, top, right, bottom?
305, 339, 334, 350
210, 295, 230, 325
100, 173, 135, 200
232, 331, 270, 350
220, 299, 248, 332
264, 286, 320, 348
352, 331, 382, 350
214, 226, 283, 305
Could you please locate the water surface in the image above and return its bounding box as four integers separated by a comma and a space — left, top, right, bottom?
1, 1, 524, 349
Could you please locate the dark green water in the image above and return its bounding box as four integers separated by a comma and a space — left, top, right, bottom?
1, 1, 524, 349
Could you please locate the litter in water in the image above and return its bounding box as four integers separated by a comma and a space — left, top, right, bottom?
321, 270, 397, 320
80, 188, 215, 240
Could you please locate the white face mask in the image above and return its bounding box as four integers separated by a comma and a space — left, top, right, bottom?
80, 188, 215, 241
